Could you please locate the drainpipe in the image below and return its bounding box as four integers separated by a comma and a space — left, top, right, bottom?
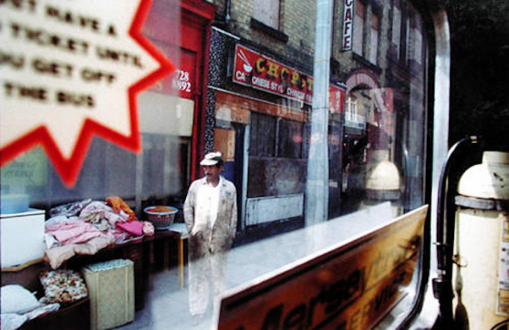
225, 0, 232, 24
305, 0, 333, 225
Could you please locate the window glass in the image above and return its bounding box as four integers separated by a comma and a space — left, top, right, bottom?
277, 119, 305, 159
369, 13, 380, 63
414, 28, 423, 64
353, 0, 366, 55
392, 2, 402, 58
406, 16, 412, 62
253, 0, 280, 29
0, 0, 430, 328
249, 112, 276, 157
412, 16, 424, 65
247, 113, 306, 199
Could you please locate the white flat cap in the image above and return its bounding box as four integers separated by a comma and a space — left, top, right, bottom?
200, 151, 223, 166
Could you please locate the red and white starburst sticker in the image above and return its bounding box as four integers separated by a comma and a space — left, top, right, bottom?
0, 0, 175, 186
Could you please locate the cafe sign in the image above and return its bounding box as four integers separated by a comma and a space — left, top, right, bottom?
217, 205, 428, 329
342, 0, 354, 50
0, 0, 175, 187
233, 44, 345, 112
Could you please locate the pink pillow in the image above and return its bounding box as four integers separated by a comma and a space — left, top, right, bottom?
116, 221, 143, 236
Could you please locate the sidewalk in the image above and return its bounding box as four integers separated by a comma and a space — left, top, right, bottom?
117, 203, 400, 329
117, 264, 213, 330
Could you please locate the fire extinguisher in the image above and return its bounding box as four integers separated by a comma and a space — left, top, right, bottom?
433, 136, 509, 329
453, 150, 509, 329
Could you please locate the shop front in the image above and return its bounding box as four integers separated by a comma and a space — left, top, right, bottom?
1, 0, 216, 328
207, 39, 346, 237
1, 0, 216, 211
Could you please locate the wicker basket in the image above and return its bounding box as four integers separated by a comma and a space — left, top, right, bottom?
144, 206, 178, 230
83, 259, 134, 330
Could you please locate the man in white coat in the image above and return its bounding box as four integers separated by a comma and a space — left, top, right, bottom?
184, 151, 238, 322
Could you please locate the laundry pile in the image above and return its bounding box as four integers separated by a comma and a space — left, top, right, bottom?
44, 196, 154, 269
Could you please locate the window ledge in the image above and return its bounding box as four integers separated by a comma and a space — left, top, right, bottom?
250, 18, 289, 43
352, 52, 383, 74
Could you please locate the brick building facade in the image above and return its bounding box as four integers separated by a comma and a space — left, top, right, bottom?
202, 0, 427, 241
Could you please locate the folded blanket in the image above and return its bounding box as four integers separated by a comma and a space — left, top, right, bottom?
45, 236, 114, 269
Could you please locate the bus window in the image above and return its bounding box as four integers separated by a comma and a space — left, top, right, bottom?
0, 0, 443, 328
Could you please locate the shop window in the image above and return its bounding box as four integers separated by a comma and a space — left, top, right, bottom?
247, 113, 307, 198
277, 119, 305, 159
249, 113, 305, 159
250, 112, 277, 157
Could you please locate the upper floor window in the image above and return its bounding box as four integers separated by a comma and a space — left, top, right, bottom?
392, 1, 402, 59
353, 0, 366, 55
391, 1, 423, 66
254, 0, 280, 30
414, 29, 423, 64
409, 16, 424, 65
405, 17, 412, 63
369, 13, 380, 63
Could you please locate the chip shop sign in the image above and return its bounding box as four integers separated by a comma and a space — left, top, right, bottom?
233, 44, 345, 111
217, 206, 428, 330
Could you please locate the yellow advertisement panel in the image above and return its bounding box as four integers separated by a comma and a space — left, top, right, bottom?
218, 205, 428, 329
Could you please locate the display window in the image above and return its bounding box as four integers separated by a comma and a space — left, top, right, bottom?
0, 0, 444, 328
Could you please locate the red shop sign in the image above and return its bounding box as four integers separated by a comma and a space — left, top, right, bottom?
329, 84, 345, 113
233, 44, 313, 104
233, 44, 345, 111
